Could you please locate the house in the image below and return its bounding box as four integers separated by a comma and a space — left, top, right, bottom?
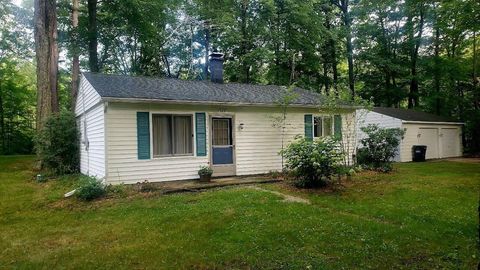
75, 54, 357, 184
357, 107, 464, 162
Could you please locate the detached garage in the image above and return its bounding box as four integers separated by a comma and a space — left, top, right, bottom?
357, 107, 464, 162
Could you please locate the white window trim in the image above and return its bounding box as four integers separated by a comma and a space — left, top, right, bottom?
150, 112, 195, 159
313, 115, 335, 138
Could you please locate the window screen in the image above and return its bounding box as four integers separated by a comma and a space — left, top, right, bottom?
212, 119, 230, 146
313, 116, 333, 137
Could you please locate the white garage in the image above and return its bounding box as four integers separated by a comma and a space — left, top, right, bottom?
357, 107, 464, 162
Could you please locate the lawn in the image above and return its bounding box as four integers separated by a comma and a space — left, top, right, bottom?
0, 156, 478, 269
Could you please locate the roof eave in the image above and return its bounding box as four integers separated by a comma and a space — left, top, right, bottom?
401, 120, 464, 125
101, 97, 359, 110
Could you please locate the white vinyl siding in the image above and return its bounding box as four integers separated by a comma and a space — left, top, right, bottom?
106, 103, 209, 184
234, 110, 303, 175
76, 75, 105, 178
357, 109, 403, 161
105, 103, 357, 184
75, 75, 102, 116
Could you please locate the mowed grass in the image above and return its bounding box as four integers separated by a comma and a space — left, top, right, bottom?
0, 156, 478, 269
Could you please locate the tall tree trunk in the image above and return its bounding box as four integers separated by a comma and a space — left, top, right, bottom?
34, 0, 59, 131
332, 43, 339, 96
344, 10, 354, 99
71, 0, 79, 111
322, 6, 338, 97
433, 13, 441, 114
87, 0, 99, 72
322, 62, 330, 95
332, 0, 354, 98
407, 5, 425, 108
240, 0, 250, 83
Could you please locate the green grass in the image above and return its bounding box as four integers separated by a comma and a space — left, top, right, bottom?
0, 156, 478, 269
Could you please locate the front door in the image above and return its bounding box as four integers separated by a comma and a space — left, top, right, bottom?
211, 117, 235, 176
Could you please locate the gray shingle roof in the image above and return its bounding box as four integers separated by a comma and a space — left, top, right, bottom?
83, 72, 328, 106
373, 107, 461, 123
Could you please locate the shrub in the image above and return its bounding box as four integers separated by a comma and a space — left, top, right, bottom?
35, 112, 79, 175
280, 136, 344, 188
357, 124, 404, 172
76, 177, 106, 201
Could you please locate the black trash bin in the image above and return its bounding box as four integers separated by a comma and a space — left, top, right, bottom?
412, 145, 427, 162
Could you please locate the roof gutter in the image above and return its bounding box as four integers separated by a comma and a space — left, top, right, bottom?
402, 120, 464, 125
101, 97, 361, 110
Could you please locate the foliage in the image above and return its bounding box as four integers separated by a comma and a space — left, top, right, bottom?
357, 124, 404, 172
75, 176, 106, 201
0, 2, 35, 155
0, 60, 36, 154
198, 165, 213, 176
35, 112, 79, 175
281, 136, 344, 188
3, 0, 474, 155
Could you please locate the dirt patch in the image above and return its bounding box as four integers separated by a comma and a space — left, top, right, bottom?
247, 186, 310, 204
444, 157, 480, 164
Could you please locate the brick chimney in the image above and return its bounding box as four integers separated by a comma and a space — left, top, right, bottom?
209, 52, 224, 83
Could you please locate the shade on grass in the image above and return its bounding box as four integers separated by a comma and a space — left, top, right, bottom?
0, 156, 478, 269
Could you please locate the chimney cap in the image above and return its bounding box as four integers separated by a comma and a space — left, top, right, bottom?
209, 52, 224, 60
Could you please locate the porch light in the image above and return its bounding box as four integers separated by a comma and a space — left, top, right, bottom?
239, 123, 244, 130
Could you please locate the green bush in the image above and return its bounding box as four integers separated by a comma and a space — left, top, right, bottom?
357, 124, 404, 172
35, 112, 79, 175
76, 177, 106, 201
280, 136, 344, 188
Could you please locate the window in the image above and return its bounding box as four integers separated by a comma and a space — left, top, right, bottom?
212, 118, 231, 146
314, 116, 333, 137
152, 114, 193, 156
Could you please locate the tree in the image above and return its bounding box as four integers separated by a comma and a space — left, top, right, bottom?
332, 0, 355, 99
34, 0, 59, 131
405, 0, 426, 108
271, 85, 298, 170
87, 0, 98, 72
70, 0, 79, 110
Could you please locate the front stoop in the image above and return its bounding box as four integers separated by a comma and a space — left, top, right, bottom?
153, 176, 282, 194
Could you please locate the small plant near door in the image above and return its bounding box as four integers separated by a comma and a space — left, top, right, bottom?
198, 166, 213, 182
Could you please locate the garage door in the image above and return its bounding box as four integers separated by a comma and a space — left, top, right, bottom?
441, 128, 460, 158
418, 128, 439, 159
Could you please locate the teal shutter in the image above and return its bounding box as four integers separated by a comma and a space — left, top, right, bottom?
304, 114, 313, 140
195, 112, 207, 156
137, 112, 150, 160
334, 114, 342, 139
